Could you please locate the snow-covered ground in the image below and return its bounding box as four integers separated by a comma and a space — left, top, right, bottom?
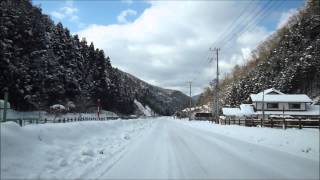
181, 120, 319, 160
1, 119, 153, 179
134, 99, 153, 116
1, 117, 319, 179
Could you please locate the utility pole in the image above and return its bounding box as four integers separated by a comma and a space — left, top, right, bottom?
215, 48, 220, 124
262, 90, 265, 121
210, 48, 220, 123
188, 81, 192, 120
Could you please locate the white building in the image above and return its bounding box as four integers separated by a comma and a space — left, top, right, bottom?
250, 88, 312, 112
223, 88, 320, 118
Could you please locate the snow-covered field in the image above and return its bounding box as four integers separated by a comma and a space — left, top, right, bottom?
1, 119, 153, 179
181, 120, 319, 160
1, 117, 319, 179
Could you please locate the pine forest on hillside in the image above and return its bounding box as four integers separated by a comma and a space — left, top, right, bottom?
0, 0, 190, 115
197, 0, 320, 107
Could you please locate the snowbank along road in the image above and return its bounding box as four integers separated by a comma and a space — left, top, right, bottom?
1, 117, 319, 179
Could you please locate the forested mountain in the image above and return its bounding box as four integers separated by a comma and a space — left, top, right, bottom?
0, 0, 189, 115
198, 0, 320, 107
115, 70, 190, 115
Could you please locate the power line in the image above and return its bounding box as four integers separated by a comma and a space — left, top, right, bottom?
220, 1, 274, 48
195, 1, 284, 99
225, 0, 285, 50
212, 0, 256, 47
197, 1, 268, 91
222, 0, 284, 49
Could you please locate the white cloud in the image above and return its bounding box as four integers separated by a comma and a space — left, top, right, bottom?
51, 11, 65, 19
78, 1, 271, 94
61, 6, 78, 16
117, 9, 137, 24
277, 9, 297, 29
50, 1, 85, 28
122, 0, 133, 5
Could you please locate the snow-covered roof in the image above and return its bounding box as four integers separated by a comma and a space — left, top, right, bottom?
50, 104, 66, 110
251, 88, 313, 103
222, 108, 242, 116
239, 104, 255, 115
256, 88, 284, 96
250, 94, 313, 103
223, 104, 255, 117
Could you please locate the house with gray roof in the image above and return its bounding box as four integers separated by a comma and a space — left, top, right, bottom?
222, 88, 319, 118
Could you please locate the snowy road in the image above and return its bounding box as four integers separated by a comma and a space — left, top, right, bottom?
1, 117, 319, 179
92, 119, 319, 179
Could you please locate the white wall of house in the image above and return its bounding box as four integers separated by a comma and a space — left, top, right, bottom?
254, 102, 306, 111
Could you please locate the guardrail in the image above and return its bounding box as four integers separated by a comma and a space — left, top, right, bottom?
219, 117, 320, 129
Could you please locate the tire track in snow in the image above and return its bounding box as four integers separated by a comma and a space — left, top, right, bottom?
84, 119, 158, 179
168, 124, 209, 178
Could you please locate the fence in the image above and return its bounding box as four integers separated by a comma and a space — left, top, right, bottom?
5, 116, 119, 127
220, 116, 320, 129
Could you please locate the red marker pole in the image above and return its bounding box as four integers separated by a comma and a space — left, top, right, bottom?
97, 99, 101, 120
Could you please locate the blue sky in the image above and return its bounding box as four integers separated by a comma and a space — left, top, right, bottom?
33, 0, 151, 32
31, 0, 305, 94
32, 0, 304, 33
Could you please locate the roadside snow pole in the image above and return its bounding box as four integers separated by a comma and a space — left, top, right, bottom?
283, 119, 286, 130
299, 118, 302, 129
2, 87, 9, 122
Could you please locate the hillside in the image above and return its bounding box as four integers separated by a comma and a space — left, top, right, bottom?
0, 0, 189, 115
113, 69, 189, 115
198, 0, 320, 107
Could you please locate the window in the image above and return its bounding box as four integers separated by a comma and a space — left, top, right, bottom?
289, 103, 301, 109
267, 103, 278, 109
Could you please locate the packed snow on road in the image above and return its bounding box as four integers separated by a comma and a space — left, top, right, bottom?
1, 117, 319, 179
